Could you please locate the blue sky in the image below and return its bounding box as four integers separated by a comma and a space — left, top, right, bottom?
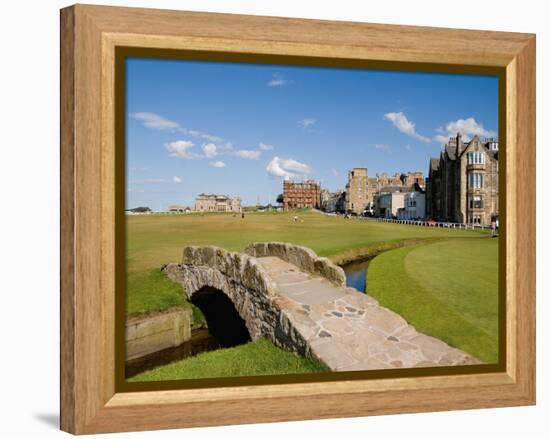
126, 58, 498, 210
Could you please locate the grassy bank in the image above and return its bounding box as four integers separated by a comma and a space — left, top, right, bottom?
127, 211, 487, 274
367, 237, 499, 363
126, 268, 206, 326
125, 211, 495, 380
127, 210, 487, 299
128, 338, 328, 382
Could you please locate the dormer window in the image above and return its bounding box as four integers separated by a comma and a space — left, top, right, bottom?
468, 152, 485, 165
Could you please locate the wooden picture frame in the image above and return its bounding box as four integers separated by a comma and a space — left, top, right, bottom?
60, 4, 536, 434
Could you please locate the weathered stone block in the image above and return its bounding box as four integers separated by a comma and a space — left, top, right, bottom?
314, 257, 346, 286
245, 242, 345, 286
125, 307, 193, 361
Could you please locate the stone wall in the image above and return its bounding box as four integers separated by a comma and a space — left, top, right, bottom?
244, 242, 346, 287
126, 307, 193, 361
162, 245, 314, 358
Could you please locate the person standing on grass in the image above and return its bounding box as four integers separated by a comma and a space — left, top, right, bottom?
294, 215, 298, 223
496, 218, 499, 235
491, 219, 496, 237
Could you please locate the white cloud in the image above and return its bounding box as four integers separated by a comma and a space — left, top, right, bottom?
434, 134, 451, 145
266, 156, 312, 180
172, 176, 182, 183
268, 74, 288, 87
259, 143, 274, 151
374, 143, 391, 150
434, 117, 497, 144
188, 129, 223, 143
235, 150, 261, 160
132, 112, 226, 144
202, 143, 217, 158
209, 161, 226, 168
165, 140, 200, 159
131, 112, 180, 130
299, 118, 317, 128
384, 112, 430, 143
200, 133, 223, 143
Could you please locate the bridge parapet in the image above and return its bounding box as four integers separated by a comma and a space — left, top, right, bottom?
162, 243, 481, 371
180, 245, 277, 294
244, 242, 346, 286
162, 245, 311, 355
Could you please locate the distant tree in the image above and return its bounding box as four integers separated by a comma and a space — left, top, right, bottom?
276, 194, 284, 204
127, 206, 151, 213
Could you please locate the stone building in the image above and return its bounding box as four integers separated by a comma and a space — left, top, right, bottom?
323, 190, 346, 213
168, 205, 191, 213
345, 167, 424, 215
194, 194, 242, 213
372, 172, 425, 193
345, 168, 370, 214
426, 133, 499, 225
320, 189, 331, 210
402, 171, 426, 189
283, 179, 321, 210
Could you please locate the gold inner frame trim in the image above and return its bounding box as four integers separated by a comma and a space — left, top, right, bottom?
102, 32, 510, 395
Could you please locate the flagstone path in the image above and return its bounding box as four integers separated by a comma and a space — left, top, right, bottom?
256, 256, 481, 371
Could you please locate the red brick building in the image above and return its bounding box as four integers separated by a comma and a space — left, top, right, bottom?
283, 180, 321, 210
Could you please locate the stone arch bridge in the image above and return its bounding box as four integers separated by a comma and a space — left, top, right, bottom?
163, 242, 480, 371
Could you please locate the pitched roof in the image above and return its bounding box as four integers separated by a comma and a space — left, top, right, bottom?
378, 185, 412, 194
430, 157, 440, 172
445, 141, 457, 160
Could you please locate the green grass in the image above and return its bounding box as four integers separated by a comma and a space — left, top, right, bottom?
367, 237, 499, 363
125, 211, 497, 380
126, 268, 184, 316
127, 210, 486, 275
126, 268, 205, 326
127, 211, 487, 316
128, 338, 328, 382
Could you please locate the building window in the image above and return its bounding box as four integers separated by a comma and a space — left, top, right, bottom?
468, 152, 485, 165
469, 195, 483, 209
470, 214, 482, 224
468, 172, 484, 189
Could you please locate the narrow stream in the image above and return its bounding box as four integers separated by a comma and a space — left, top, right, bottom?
341, 259, 371, 293
125, 328, 220, 378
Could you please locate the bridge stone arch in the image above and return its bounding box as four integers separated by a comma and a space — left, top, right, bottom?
163, 242, 480, 371
162, 244, 313, 356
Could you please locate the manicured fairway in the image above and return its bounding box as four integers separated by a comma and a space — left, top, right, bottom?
128, 338, 328, 382
367, 237, 499, 363
125, 211, 497, 379
127, 210, 485, 273
126, 210, 488, 316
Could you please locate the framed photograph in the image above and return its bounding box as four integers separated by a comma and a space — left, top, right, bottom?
60, 4, 536, 434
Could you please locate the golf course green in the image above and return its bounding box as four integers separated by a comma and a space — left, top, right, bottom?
126, 210, 488, 315
128, 338, 329, 382
126, 210, 498, 380
368, 238, 499, 363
